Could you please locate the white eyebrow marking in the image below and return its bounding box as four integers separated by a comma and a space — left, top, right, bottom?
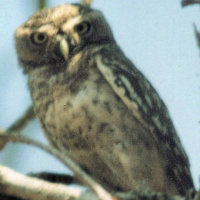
61, 16, 82, 44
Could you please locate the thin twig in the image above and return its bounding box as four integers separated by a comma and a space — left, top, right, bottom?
7, 105, 35, 132
0, 130, 115, 200
0, 105, 35, 150
181, 0, 200, 7
193, 23, 200, 48
38, 0, 47, 10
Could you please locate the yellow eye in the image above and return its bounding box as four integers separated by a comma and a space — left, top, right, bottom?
30, 32, 48, 45
75, 22, 91, 35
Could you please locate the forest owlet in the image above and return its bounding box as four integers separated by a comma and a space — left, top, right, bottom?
15, 3, 194, 195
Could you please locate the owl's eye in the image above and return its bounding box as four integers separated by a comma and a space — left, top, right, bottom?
75, 22, 91, 35
30, 32, 48, 45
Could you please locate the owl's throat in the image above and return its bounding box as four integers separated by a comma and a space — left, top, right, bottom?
19, 57, 66, 74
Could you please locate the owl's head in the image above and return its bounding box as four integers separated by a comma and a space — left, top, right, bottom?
15, 4, 115, 73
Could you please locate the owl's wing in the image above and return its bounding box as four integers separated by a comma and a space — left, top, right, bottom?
95, 46, 194, 194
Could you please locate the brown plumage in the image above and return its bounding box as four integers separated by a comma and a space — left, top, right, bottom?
15, 3, 194, 195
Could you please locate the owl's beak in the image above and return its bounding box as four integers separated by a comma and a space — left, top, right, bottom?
59, 38, 69, 61
56, 35, 69, 61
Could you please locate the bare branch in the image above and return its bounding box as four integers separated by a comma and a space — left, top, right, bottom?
0, 105, 34, 150
28, 172, 76, 185
0, 130, 115, 200
38, 0, 47, 10
181, 0, 200, 7
0, 164, 97, 200
1, 164, 199, 200
7, 105, 35, 132
0, 193, 23, 200
193, 23, 200, 49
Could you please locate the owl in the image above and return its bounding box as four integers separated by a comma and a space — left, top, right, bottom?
15, 3, 194, 196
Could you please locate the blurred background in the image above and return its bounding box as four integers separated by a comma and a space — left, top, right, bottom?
0, 0, 199, 189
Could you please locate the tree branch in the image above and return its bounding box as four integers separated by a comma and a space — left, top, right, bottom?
37, 0, 46, 10
7, 105, 35, 133
193, 23, 200, 49
181, 0, 200, 7
1, 164, 200, 200
0, 130, 115, 200
0, 164, 98, 200
0, 105, 35, 150
28, 172, 76, 185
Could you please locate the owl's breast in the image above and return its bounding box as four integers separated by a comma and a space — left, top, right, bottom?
45, 66, 126, 151
28, 64, 180, 194
28, 65, 125, 150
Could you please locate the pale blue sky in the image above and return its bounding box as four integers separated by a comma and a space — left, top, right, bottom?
0, 0, 199, 188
